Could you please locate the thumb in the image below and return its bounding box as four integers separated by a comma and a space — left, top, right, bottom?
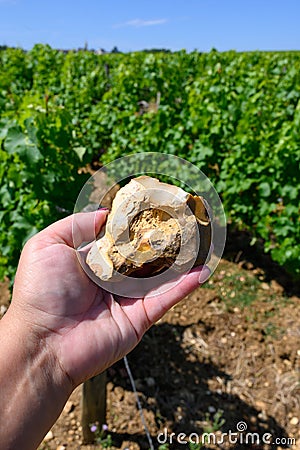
36, 209, 109, 248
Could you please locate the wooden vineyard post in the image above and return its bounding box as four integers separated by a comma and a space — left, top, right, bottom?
81, 371, 107, 443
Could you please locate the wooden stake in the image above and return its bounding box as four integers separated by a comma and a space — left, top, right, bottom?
81, 371, 107, 444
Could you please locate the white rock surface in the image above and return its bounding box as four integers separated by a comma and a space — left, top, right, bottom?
87, 176, 211, 281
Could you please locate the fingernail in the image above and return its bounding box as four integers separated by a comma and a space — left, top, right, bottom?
97, 206, 110, 211
199, 266, 211, 284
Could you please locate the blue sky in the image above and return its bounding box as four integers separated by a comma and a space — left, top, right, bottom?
0, 0, 299, 52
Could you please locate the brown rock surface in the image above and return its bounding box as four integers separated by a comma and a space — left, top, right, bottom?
87, 176, 211, 281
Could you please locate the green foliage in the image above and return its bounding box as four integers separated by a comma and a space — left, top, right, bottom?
0, 46, 299, 280
0, 110, 88, 280
187, 409, 225, 449
158, 444, 170, 450
89, 422, 113, 447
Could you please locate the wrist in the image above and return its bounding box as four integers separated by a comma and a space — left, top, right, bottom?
0, 307, 72, 449
4, 302, 73, 389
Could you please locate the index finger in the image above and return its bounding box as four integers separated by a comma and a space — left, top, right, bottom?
143, 265, 211, 324
35, 210, 109, 248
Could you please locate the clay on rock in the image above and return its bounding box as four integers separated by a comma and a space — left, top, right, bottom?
86, 176, 211, 281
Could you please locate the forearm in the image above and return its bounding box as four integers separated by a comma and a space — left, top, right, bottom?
0, 308, 72, 450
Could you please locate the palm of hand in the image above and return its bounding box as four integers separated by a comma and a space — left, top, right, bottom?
11, 211, 207, 388
13, 241, 150, 386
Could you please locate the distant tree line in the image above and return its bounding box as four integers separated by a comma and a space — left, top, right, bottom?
0, 44, 173, 54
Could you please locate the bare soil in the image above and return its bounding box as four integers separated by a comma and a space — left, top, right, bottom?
1, 256, 299, 450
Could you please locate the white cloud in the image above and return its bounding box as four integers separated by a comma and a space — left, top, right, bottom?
114, 18, 168, 29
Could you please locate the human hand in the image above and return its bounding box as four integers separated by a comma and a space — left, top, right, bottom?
0, 210, 209, 449
11, 209, 210, 388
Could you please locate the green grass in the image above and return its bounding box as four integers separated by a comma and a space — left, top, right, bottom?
207, 268, 260, 308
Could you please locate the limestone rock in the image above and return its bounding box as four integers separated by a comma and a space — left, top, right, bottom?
87, 176, 211, 281
43, 430, 54, 441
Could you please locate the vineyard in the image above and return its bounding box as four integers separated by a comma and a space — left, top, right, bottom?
1, 45, 300, 449
0, 45, 299, 281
